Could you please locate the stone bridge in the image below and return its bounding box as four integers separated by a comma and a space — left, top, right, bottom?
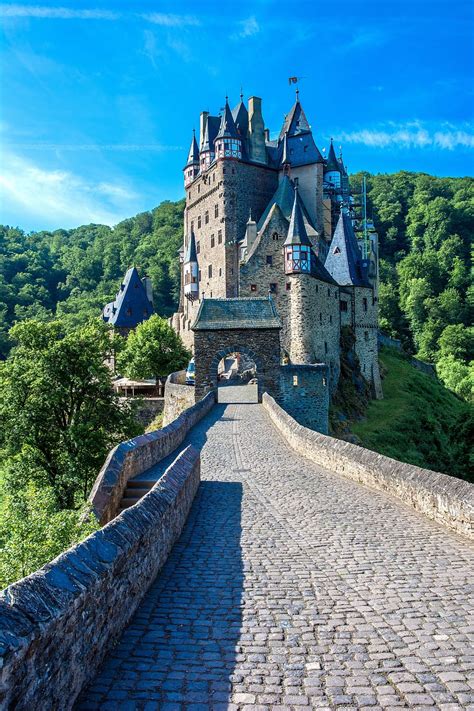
2, 391, 473, 710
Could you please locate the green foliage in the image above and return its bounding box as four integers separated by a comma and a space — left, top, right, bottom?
117, 314, 190, 379
0, 318, 142, 509
352, 348, 473, 482
0, 199, 185, 357
0, 482, 97, 589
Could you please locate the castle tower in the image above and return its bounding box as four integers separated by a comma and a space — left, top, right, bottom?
183, 130, 199, 188
324, 139, 341, 190
214, 98, 242, 160
248, 96, 267, 163
284, 184, 315, 363
183, 230, 199, 301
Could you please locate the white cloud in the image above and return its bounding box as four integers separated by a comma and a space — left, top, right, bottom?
141, 13, 200, 27
231, 15, 259, 40
336, 123, 474, 150
0, 4, 119, 19
0, 152, 137, 227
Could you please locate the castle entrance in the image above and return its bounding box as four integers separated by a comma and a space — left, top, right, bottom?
191, 298, 282, 403
217, 351, 258, 404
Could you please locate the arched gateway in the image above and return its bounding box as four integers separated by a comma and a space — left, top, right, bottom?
192, 297, 282, 402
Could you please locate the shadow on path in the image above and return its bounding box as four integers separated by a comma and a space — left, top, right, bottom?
76, 480, 243, 710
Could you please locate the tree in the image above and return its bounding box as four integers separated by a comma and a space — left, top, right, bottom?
0, 319, 141, 508
117, 314, 191, 380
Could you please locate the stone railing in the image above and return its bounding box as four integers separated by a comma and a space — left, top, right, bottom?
162, 370, 196, 426
0, 445, 200, 711
89, 391, 214, 524
263, 393, 473, 539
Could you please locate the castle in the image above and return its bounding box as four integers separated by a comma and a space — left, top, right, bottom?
172, 91, 382, 398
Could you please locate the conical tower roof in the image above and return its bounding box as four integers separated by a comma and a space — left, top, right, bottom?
324, 208, 370, 287
279, 97, 311, 140
184, 230, 198, 263
326, 139, 340, 171
185, 130, 199, 166
232, 98, 248, 137
216, 98, 240, 140
284, 185, 312, 247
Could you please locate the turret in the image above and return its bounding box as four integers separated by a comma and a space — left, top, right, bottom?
183, 129, 199, 187
283, 183, 313, 275
324, 139, 341, 189
214, 98, 242, 160
248, 96, 266, 163
183, 231, 199, 301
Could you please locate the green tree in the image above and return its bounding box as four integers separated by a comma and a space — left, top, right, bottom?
117, 314, 191, 380
0, 319, 141, 508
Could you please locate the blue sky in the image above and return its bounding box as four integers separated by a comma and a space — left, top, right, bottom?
1, 0, 473, 231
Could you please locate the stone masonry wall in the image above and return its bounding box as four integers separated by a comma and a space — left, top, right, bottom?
353, 286, 382, 398
88, 391, 214, 524
0, 445, 201, 711
194, 328, 281, 401
278, 364, 330, 434
263, 393, 474, 539
162, 370, 196, 426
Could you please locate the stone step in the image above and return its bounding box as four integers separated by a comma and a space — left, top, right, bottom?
123, 487, 150, 498
127, 479, 155, 489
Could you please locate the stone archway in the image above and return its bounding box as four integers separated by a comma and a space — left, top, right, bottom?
212, 345, 261, 403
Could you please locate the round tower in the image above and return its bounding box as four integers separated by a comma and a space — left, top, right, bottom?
183, 130, 199, 188
183, 230, 199, 301
214, 97, 242, 160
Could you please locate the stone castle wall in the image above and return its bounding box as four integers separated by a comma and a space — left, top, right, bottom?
278, 364, 330, 434
263, 393, 473, 539
289, 163, 324, 234
162, 370, 196, 426
353, 286, 382, 398
0, 446, 201, 711
88, 391, 214, 524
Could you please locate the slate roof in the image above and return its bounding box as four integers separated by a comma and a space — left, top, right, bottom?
232, 100, 249, 138
279, 100, 311, 139
324, 211, 371, 287
282, 133, 323, 166
102, 267, 154, 329
284, 186, 312, 248
257, 176, 315, 231
192, 297, 282, 331
201, 116, 221, 153
185, 130, 199, 166
325, 139, 340, 171
184, 230, 197, 263
216, 100, 240, 140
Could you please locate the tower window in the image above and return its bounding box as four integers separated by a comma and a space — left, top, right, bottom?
340, 301, 348, 312
364, 331, 369, 341
319, 313, 322, 324
198, 270, 201, 281
330, 315, 333, 324
208, 264, 212, 278
251, 284, 257, 292
293, 375, 298, 386
328, 288, 331, 296
333, 246, 341, 254
325, 341, 328, 354
211, 234, 215, 248
218, 230, 222, 244
197, 241, 200, 254
219, 268, 222, 277
286, 282, 291, 291
269, 283, 277, 294
205, 211, 209, 225
266, 255, 273, 265
272, 232, 279, 241
214, 204, 219, 218
198, 184, 200, 194
363, 297, 368, 312
197, 216, 201, 229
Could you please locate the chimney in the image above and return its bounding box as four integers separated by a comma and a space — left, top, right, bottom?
248, 96, 266, 164
245, 215, 257, 252
199, 111, 209, 150
142, 277, 153, 305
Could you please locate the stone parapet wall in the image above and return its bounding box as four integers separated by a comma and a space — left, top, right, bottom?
0, 446, 201, 711
89, 390, 214, 524
278, 364, 330, 434
163, 370, 197, 426
263, 393, 473, 539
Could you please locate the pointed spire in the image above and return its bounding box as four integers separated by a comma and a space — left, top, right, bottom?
185, 129, 199, 166
184, 230, 198, 263
324, 208, 369, 287
284, 183, 312, 247
279, 96, 311, 140
326, 138, 340, 171
216, 97, 240, 140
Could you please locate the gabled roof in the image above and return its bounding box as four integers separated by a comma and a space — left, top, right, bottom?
192, 297, 282, 331
324, 211, 371, 287
325, 139, 340, 172
284, 186, 312, 247
279, 99, 311, 139
232, 100, 249, 137
184, 230, 197, 263
257, 176, 315, 231
281, 133, 323, 167
102, 267, 153, 329
185, 130, 199, 166
201, 115, 221, 153
216, 100, 240, 140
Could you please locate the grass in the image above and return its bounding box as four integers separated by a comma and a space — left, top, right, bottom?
351, 347, 473, 481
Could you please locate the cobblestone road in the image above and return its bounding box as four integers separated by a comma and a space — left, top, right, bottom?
78, 402, 474, 711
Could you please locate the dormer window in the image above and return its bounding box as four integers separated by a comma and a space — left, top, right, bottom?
333, 246, 341, 254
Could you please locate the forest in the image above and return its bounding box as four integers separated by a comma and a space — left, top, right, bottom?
1, 171, 472, 400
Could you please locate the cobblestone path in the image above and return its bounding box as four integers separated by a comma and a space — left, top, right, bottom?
78, 403, 474, 711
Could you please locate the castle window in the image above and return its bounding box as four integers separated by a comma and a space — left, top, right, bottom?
230, 268, 234, 275
316, 284, 319, 293
286, 282, 291, 291
269, 283, 277, 294
211, 234, 215, 248
293, 375, 298, 386
330, 315, 333, 324
322, 377, 327, 387
219, 268, 222, 277
328, 288, 331, 296
251, 284, 257, 292
325, 341, 328, 354
208, 264, 212, 278
266, 255, 273, 266
333, 246, 341, 255
205, 211, 209, 225
198, 270, 201, 281
218, 230, 222, 244
340, 301, 348, 312
272, 232, 279, 241
197, 241, 200, 254
335, 292, 338, 299
363, 297, 368, 312
319, 313, 322, 324
364, 331, 369, 341
198, 184, 200, 194
191, 220, 194, 232
197, 216, 201, 229
214, 204, 219, 218
232, 168, 235, 174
